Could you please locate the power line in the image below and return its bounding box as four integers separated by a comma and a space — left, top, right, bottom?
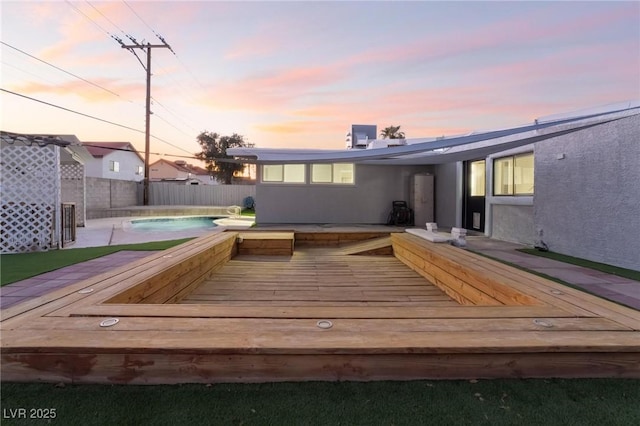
57, 1, 201, 158
122, 0, 173, 51
153, 112, 195, 138
82, 143, 198, 159
121, 0, 209, 95
64, 0, 145, 70
65, 0, 111, 36
1, 60, 58, 85
122, 0, 205, 92
151, 96, 200, 133
3, 31, 197, 140
1, 41, 124, 99
79, 1, 205, 130
2, 88, 143, 133
123, 1, 156, 34
85, 0, 129, 36
151, 136, 195, 157
1, 88, 194, 156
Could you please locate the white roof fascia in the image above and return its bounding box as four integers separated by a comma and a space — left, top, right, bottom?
536, 100, 640, 125
366, 107, 639, 165
228, 104, 639, 165
64, 144, 94, 164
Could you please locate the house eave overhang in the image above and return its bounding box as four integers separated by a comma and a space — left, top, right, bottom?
227, 104, 640, 165
64, 145, 94, 164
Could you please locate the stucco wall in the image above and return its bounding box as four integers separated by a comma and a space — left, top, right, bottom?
256, 164, 432, 224
533, 114, 640, 270
150, 160, 187, 180
491, 204, 534, 245
86, 177, 139, 210
434, 162, 459, 228
85, 151, 144, 181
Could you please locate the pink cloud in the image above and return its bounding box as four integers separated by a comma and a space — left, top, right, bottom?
473, 41, 639, 96
224, 36, 278, 60
223, 20, 288, 60
254, 120, 330, 135
340, 3, 637, 71
200, 64, 347, 110
9, 79, 145, 103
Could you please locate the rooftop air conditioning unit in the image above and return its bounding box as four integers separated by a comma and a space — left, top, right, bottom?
354, 133, 369, 148
387, 139, 407, 147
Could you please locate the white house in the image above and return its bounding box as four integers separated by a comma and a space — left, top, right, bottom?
82, 142, 144, 182
228, 101, 640, 270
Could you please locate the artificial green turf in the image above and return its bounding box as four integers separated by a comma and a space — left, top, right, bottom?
0, 238, 193, 286
468, 250, 639, 310
518, 249, 640, 282
2, 379, 639, 425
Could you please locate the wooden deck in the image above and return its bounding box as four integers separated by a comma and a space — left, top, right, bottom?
2, 231, 639, 384
182, 248, 457, 307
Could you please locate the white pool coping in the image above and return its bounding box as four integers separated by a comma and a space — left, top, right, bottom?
71, 215, 255, 249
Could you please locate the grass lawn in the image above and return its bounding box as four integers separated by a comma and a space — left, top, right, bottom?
518, 249, 640, 282
0, 239, 192, 286
2, 379, 638, 425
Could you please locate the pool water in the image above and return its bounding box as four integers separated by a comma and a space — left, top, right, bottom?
130, 217, 219, 232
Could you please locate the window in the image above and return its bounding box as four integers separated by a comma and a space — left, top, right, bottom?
262, 164, 306, 183
109, 160, 120, 172
136, 166, 144, 175
470, 160, 485, 196
311, 163, 354, 184
493, 152, 534, 195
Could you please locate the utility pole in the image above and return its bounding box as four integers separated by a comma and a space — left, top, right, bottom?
120, 41, 171, 205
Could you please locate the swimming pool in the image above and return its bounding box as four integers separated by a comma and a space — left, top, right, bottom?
129, 217, 219, 232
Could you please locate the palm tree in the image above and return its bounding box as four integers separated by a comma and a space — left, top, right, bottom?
380, 125, 405, 139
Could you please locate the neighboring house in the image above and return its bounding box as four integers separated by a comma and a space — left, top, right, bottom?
82, 142, 144, 182
228, 101, 640, 270
149, 159, 217, 185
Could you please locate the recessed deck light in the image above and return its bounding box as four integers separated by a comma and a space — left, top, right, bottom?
316, 320, 333, 329
550, 289, 564, 295
77, 288, 94, 294
99, 318, 119, 327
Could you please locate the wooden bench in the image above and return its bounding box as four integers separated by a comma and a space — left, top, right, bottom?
294, 232, 390, 247
104, 232, 238, 304
391, 233, 541, 306
236, 232, 295, 256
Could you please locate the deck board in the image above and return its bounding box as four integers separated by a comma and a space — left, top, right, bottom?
181, 250, 456, 307
2, 230, 640, 383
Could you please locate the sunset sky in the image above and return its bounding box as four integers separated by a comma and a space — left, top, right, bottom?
1, 1, 638, 162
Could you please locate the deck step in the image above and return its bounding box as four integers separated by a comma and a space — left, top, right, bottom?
237, 232, 295, 256
339, 236, 393, 255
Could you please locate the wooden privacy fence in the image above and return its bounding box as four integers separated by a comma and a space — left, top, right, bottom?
148, 183, 256, 206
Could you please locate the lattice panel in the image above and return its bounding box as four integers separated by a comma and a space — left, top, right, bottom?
1, 144, 60, 253
61, 163, 84, 180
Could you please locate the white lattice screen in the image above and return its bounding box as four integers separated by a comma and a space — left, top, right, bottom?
1, 144, 61, 253
61, 163, 83, 180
